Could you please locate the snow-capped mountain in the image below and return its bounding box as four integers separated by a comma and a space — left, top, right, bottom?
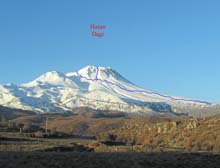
0, 66, 219, 117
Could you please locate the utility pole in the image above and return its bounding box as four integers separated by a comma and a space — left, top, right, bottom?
45, 117, 54, 134
45, 117, 48, 134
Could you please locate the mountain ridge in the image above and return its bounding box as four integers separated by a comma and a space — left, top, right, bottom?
0, 65, 218, 117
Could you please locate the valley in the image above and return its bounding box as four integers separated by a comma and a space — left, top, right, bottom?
1, 106, 220, 167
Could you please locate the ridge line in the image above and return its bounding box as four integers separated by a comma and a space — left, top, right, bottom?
76, 67, 211, 105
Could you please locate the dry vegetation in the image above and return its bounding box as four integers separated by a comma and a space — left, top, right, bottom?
1, 107, 220, 167
2, 107, 220, 153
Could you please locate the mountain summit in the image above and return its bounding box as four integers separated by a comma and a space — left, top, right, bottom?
0, 66, 218, 117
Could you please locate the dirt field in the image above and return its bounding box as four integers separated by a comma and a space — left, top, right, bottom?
0, 152, 219, 168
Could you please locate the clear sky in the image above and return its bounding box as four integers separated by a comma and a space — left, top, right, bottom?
0, 0, 219, 102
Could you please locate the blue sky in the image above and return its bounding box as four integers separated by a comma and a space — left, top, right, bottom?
0, 0, 219, 102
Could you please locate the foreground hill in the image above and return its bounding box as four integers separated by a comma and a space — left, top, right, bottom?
1, 107, 220, 153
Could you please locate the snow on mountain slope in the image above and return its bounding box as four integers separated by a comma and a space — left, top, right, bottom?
22, 71, 79, 88
0, 66, 218, 116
